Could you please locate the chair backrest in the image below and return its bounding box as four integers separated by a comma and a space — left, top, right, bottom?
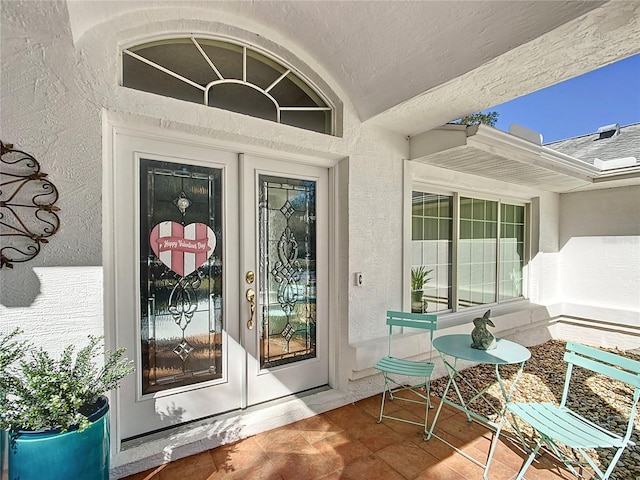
562, 341, 640, 441
386, 310, 438, 357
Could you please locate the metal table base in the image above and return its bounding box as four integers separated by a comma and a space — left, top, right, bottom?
425, 334, 531, 479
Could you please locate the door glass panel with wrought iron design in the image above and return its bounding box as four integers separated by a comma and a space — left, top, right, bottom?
259, 175, 316, 369
140, 159, 223, 394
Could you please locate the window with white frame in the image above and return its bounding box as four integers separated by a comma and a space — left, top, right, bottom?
411, 190, 527, 313
121, 37, 335, 135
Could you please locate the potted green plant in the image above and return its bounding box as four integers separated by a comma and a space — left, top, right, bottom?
0, 331, 133, 480
411, 266, 433, 313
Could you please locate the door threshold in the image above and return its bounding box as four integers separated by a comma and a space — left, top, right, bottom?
111, 387, 349, 479
121, 385, 331, 446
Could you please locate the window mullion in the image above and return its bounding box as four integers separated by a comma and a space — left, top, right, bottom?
524, 203, 532, 299
242, 46, 247, 83
265, 69, 291, 94
123, 49, 206, 92
191, 38, 224, 80
496, 201, 502, 305
452, 192, 460, 312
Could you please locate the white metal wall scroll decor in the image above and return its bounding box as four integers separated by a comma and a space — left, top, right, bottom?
0, 141, 60, 269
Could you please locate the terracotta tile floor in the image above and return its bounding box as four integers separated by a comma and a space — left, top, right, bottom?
121, 393, 584, 480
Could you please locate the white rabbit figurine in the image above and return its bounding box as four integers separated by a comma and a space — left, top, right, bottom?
471, 309, 497, 350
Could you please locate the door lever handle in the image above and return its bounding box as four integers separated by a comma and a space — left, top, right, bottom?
246, 288, 256, 329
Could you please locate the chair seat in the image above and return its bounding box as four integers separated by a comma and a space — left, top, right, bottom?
375, 356, 434, 377
499, 343, 640, 480
375, 311, 438, 434
507, 402, 627, 449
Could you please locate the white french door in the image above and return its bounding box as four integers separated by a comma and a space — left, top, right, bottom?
109, 130, 328, 440
241, 155, 328, 406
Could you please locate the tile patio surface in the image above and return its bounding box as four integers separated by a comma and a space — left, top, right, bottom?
121, 392, 586, 480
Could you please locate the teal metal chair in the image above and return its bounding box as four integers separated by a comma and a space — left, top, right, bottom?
494, 341, 640, 480
375, 311, 438, 434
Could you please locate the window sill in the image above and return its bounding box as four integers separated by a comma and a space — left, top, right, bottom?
435, 299, 538, 330
349, 300, 558, 380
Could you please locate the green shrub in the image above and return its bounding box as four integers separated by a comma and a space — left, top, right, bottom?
0, 332, 133, 432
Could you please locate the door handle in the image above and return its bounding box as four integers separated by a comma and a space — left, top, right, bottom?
246, 288, 256, 329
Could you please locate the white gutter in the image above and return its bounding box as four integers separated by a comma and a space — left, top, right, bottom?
467, 124, 601, 181
409, 123, 640, 190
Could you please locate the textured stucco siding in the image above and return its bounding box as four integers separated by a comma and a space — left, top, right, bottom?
1, 1, 639, 476
1, 1, 103, 307
559, 185, 640, 311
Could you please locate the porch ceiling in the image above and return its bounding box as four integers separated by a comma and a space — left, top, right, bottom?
65, 1, 640, 137
413, 144, 592, 193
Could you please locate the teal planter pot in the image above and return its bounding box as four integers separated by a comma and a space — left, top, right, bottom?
8, 396, 110, 480
1, 428, 6, 479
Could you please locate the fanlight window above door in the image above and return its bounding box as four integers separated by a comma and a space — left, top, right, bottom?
122, 37, 334, 135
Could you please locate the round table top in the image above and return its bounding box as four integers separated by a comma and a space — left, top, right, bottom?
432, 334, 531, 365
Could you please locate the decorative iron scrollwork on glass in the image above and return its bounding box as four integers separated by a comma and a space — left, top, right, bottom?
271, 226, 302, 314
0, 141, 60, 269
260, 175, 317, 368
167, 273, 200, 362
141, 159, 223, 394
173, 191, 192, 215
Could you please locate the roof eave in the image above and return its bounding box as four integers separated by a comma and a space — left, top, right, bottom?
409, 124, 637, 193
469, 124, 601, 181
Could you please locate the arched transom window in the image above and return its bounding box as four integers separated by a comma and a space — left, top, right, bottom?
122, 37, 334, 135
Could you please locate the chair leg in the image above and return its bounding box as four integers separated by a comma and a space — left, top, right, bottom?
514, 440, 544, 480
484, 410, 507, 480
534, 435, 623, 480
423, 379, 432, 434
543, 438, 582, 478
601, 446, 627, 480
378, 375, 389, 424
423, 388, 429, 434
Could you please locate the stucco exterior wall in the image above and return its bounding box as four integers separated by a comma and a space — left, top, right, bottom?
346, 127, 407, 344
1, 1, 639, 475
559, 185, 640, 311
0, 1, 410, 357
1, 267, 105, 359
1, 1, 104, 307
1, 1, 347, 305
2, 0, 637, 350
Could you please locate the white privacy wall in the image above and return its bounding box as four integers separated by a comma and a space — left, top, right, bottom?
559, 186, 640, 311
1, 267, 105, 359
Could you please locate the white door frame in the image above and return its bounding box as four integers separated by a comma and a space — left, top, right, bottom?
103, 113, 343, 455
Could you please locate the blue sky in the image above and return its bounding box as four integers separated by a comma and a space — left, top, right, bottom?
481, 53, 640, 144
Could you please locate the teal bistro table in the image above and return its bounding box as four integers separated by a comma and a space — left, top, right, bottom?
425, 334, 531, 480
